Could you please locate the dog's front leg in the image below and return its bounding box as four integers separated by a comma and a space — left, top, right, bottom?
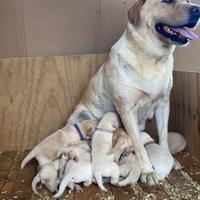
155, 97, 170, 150
117, 106, 158, 185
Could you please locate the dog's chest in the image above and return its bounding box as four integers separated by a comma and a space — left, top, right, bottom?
137, 96, 160, 123
127, 66, 172, 95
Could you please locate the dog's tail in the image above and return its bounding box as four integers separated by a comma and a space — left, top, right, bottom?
94, 171, 108, 192
53, 171, 74, 198
21, 148, 37, 169
32, 172, 40, 194
118, 170, 140, 187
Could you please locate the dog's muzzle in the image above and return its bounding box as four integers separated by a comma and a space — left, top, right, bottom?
155, 4, 200, 45
188, 5, 200, 27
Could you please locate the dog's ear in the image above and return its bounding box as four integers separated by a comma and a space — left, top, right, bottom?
127, 0, 146, 26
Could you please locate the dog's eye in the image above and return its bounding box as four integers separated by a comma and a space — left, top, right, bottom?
162, 0, 174, 3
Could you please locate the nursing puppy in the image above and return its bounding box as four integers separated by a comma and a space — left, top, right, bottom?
118, 153, 141, 187
21, 119, 97, 168
92, 112, 120, 192
54, 142, 92, 198
113, 130, 186, 186
67, 0, 200, 185
32, 160, 60, 194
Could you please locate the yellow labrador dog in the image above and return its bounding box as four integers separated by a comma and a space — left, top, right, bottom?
68, 0, 200, 185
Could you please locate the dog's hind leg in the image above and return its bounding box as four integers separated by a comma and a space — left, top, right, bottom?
94, 171, 108, 192
53, 172, 74, 198
32, 172, 40, 194
118, 169, 140, 187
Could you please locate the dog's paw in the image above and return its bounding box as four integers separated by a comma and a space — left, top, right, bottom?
140, 171, 159, 186
173, 159, 182, 170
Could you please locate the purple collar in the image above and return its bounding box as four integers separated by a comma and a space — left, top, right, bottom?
74, 123, 86, 140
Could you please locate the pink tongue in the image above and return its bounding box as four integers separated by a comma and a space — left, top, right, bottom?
171, 27, 199, 40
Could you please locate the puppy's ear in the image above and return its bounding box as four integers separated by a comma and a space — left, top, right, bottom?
112, 119, 119, 130
78, 111, 94, 122
74, 156, 79, 162
127, 0, 146, 26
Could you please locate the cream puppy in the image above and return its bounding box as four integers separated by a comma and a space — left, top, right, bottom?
118, 153, 141, 187
168, 132, 187, 155
91, 112, 120, 192
21, 119, 97, 169
32, 160, 60, 194
54, 141, 92, 198
140, 131, 174, 181
113, 130, 186, 186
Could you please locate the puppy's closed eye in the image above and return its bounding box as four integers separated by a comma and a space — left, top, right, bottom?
161, 0, 174, 4
112, 120, 119, 129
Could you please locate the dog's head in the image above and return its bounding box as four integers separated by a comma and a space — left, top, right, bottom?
81, 119, 98, 137
128, 0, 200, 46
97, 112, 120, 132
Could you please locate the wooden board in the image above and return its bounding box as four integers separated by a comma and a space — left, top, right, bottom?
169, 71, 200, 157
0, 54, 199, 158
0, 0, 200, 74
0, 54, 107, 151
0, 151, 199, 200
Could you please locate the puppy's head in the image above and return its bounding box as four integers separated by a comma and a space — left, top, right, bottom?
80, 119, 98, 137
128, 0, 200, 46
97, 112, 120, 132
40, 165, 59, 193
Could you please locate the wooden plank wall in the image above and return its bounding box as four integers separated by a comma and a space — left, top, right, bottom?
0, 54, 199, 157
169, 72, 200, 157
0, 54, 107, 151
0, 0, 200, 73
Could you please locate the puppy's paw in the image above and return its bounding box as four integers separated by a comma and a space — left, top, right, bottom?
173, 159, 182, 170
83, 180, 92, 186
74, 184, 83, 192
53, 193, 60, 198
140, 171, 159, 186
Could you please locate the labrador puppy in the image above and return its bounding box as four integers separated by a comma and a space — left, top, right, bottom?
32, 160, 60, 194
53, 142, 92, 198
67, 0, 200, 185
117, 153, 141, 187
168, 132, 187, 155
91, 112, 120, 191
21, 119, 97, 169
113, 130, 186, 186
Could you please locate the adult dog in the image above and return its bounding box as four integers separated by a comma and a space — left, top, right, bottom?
68, 0, 200, 185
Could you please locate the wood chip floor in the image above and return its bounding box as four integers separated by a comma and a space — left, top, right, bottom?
0, 151, 199, 200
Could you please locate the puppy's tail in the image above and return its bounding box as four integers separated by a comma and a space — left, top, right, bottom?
94, 171, 108, 192
21, 148, 36, 169
32, 172, 40, 194
54, 172, 73, 198
118, 170, 140, 187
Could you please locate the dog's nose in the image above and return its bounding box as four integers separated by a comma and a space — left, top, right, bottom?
190, 5, 200, 16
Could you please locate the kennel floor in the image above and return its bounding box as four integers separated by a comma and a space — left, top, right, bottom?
0, 151, 199, 200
